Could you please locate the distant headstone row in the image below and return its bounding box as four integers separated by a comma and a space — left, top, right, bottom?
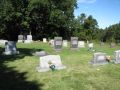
18, 35, 32, 43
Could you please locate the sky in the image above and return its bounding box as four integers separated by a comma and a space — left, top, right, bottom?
74, 0, 120, 29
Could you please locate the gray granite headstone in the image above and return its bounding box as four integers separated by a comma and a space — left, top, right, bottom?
18, 35, 24, 43
114, 50, 120, 64
70, 37, 78, 50
37, 55, 66, 72
3, 41, 19, 55
33, 51, 48, 57
54, 37, 62, 51
89, 52, 108, 65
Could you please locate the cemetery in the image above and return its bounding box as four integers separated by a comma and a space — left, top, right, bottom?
0, 0, 120, 90
1, 40, 120, 90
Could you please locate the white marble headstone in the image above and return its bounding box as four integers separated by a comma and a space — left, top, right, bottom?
24, 35, 33, 43
37, 55, 66, 72
78, 41, 85, 48
114, 50, 120, 64
43, 38, 47, 43
0, 40, 8, 45
62, 40, 68, 47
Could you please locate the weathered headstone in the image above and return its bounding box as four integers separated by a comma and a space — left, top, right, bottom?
37, 55, 66, 72
0, 40, 8, 45
100, 42, 104, 46
24, 35, 33, 43
88, 43, 94, 51
18, 35, 24, 43
43, 38, 47, 43
49, 39, 54, 47
3, 41, 19, 55
110, 43, 116, 48
89, 52, 108, 65
33, 51, 48, 57
62, 40, 68, 47
54, 37, 62, 51
114, 50, 120, 64
70, 37, 78, 50
78, 41, 85, 48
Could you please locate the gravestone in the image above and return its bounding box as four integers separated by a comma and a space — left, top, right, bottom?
78, 41, 85, 48
0, 40, 8, 45
62, 40, 68, 47
18, 35, 24, 43
114, 50, 120, 64
24, 35, 33, 43
49, 39, 54, 47
70, 37, 78, 50
54, 37, 62, 51
3, 41, 19, 55
110, 43, 116, 48
89, 52, 108, 65
37, 55, 66, 72
43, 38, 47, 43
33, 51, 48, 57
88, 43, 94, 51
100, 42, 104, 46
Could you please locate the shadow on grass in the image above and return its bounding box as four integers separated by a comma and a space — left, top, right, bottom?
0, 47, 44, 90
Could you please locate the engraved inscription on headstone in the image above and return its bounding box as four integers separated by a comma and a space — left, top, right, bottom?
54, 37, 62, 51
37, 55, 66, 72
71, 37, 78, 49
114, 50, 120, 64
89, 52, 108, 65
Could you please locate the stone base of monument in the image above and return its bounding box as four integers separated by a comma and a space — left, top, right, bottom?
3, 50, 19, 55
18, 40, 23, 43
89, 52, 108, 65
37, 55, 66, 72
24, 40, 32, 43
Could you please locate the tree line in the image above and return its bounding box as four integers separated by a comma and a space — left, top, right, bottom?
0, 0, 120, 43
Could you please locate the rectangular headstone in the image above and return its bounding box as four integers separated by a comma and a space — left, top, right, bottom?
37, 55, 66, 72
89, 52, 108, 65
43, 38, 47, 43
88, 43, 94, 51
114, 50, 120, 64
70, 37, 78, 50
54, 37, 62, 51
24, 35, 33, 43
3, 41, 19, 55
78, 41, 85, 48
62, 40, 68, 47
18, 35, 24, 43
0, 40, 8, 45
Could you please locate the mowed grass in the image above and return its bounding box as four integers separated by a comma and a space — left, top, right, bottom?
0, 42, 120, 90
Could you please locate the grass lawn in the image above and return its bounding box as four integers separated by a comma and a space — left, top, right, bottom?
0, 42, 120, 90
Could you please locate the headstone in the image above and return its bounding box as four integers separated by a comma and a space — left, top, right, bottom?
33, 51, 48, 57
49, 39, 54, 47
70, 37, 78, 50
24, 35, 33, 43
0, 40, 8, 45
43, 38, 47, 43
37, 55, 66, 72
18, 35, 24, 43
89, 52, 108, 65
3, 41, 19, 55
62, 40, 68, 47
100, 42, 104, 46
110, 43, 116, 48
78, 41, 85, 48
54, 37, 62, 51
88, 43, 94, 51
114, 50, 120, 64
